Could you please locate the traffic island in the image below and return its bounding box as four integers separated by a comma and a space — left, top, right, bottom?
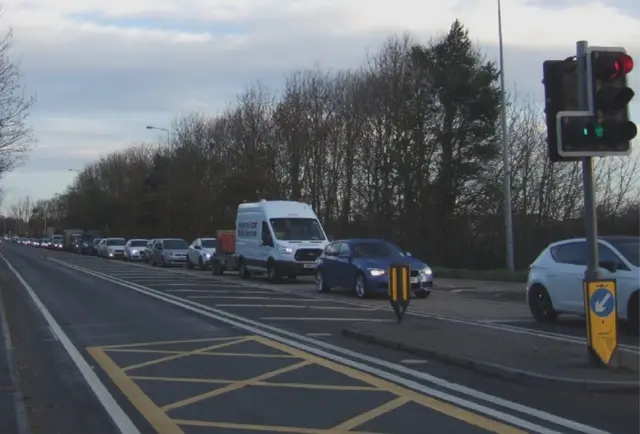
341, 317, 640, 393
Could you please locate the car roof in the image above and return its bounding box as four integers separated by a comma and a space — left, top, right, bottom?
550, 236, 639, 247
333, 238, 390, 244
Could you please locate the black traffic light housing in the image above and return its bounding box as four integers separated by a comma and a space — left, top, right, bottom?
543, 59, 580, 162
586, 48, 636, 154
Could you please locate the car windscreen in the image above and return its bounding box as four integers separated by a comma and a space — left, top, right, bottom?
107, 239, 125, 246
129, 240, 147, 247
202, 239, 216, 248
269, 218, 325, 241
352, 242, 405, 258
164, 239, 188, 249
609, 240, 639, 267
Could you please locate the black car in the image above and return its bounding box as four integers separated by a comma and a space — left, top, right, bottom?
77, 234, 98, 255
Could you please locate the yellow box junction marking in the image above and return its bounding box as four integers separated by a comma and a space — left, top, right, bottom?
88, 335, 525, 434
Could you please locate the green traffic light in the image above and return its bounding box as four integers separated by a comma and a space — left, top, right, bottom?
594, 124, 604, 138
583, 124, 605, 138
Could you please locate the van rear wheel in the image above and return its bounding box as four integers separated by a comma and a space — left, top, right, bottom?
267, 262, 280, 283
239, 261, 251, 279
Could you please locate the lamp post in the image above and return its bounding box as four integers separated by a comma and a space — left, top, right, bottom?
145, 125, 172, 233
498, 0, 515, 271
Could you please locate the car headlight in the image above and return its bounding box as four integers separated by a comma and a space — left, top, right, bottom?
167, 252, 174, 256
368, 268, 385, 277
278, 247, 293, 254
205, 253, 211, 258
420, 267, 433, 276
131, 249, 138, 254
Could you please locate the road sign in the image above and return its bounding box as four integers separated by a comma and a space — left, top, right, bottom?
584, 280, 618, 365
388, 264, 411, 323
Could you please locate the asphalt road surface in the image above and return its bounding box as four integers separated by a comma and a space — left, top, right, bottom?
0, 243, 638, 434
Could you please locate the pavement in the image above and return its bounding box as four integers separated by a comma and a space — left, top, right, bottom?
0, 243, 638, 434
342, 316, 639, 392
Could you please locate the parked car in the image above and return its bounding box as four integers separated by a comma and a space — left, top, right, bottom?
144, 239, 158, 263
99, 237, 126, 259
150, 238, 189, 267
77, 234, 97, 255
92, 238, 103, 255
315, 238, 433, 299
526, 236, 639, 333
187, 237, 216, 270
124, 239, 149, 261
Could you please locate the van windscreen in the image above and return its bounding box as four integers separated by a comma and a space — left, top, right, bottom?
269, 218, 325, 241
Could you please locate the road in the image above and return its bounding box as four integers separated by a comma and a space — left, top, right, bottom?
0, 243, 638, 434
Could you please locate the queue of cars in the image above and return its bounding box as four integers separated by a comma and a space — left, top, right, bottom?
13, 199, 637, 327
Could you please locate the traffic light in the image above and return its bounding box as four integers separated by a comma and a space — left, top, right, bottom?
586, 48, 636, 154
543, 59, 579, 161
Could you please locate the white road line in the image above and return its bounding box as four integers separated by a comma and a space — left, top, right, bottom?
1, 254, 141, 434
187, 296, 323, 301
213, 304, 371, 310
306, 333, 332, 337
48, 257, 609, 434
168, 289, 274, 294
262, 317, 397, 322
401, 359, 429, 365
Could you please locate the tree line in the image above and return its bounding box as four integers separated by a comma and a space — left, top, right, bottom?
15, 21, 640, 270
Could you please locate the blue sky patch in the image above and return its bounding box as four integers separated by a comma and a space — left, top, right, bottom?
67, 11, 247, 35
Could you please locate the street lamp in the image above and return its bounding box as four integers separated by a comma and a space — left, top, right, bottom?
145, 125, 172, 233
498, 0, 515, 271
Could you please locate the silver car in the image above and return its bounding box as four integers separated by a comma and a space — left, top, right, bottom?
187, 237, 216, 270
100, 237, 126, 259
144, 239, 158, 263
150, 238, 189, 267
124, 239, 149, 261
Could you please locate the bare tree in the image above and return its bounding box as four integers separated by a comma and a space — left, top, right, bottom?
0, 27, 36, 175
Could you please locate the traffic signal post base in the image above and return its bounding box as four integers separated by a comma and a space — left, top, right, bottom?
584, 279, 618, 367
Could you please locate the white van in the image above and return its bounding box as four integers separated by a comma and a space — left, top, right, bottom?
235, 200, 330, 282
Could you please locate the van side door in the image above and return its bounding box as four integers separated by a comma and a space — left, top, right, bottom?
259, 221, 274, 269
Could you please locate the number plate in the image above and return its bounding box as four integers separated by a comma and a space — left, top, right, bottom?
410, 277, 418, 284
304, 263, 316, 269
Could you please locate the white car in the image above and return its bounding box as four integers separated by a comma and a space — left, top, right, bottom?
124, 238, 149, 261
187, 237, 216, 270
526, 236, 639, 333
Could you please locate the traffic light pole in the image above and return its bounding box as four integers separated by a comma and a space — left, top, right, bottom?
577, 40, 603, 366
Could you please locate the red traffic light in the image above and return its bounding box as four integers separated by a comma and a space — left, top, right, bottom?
612, 54, 633, 79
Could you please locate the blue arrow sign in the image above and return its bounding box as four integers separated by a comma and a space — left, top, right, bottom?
590, 288, 615, 318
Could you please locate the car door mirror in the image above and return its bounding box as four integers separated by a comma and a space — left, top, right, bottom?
599, 260, 618, 273
327, 234, 334, 241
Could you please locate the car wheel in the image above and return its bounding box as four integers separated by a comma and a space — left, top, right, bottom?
528, 284, 558, 322
315, 271, 330, 293
267, 262, 280, 283
186, 256, 193, 269
239, 261, 251, 279
355, 273, 367, 299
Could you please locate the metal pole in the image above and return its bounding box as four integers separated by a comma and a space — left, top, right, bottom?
498, 0, 515, 271
577, 40, 601, 282
577, 40, 602, 366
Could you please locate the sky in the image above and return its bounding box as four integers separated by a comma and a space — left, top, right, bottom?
0, 0, 639, 211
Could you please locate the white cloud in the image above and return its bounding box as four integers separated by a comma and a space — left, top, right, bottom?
0, 0, 639, 210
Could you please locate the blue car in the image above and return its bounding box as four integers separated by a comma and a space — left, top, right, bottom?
315, 238, 433, 299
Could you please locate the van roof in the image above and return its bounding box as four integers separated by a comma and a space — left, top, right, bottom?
237, 200, 316, 218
